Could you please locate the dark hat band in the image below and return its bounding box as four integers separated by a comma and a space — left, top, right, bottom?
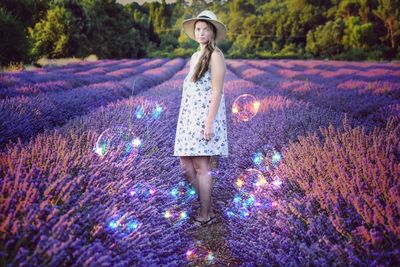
197, 15, 211, 19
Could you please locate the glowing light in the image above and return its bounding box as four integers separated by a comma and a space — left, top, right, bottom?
169, 181, 197, 202
180, 211, 187, 219
207, 252, 214, 261
252, 151, 263, 165
164, 206, 189, 225
152, 104, 163, 119
272, 176, 283, 187
109, 220, 119, 229
272, 151, 282, 165
127, 221, 139, 231
235, 168, 266, 192
186, 242, 215, 264
186, 250, 193, 257
135, 106, 145, 119
171, 188, 178, 196
236, 179, 244, 188
132, 138, 142, 147
164, 210, 171, 218
129, 182, 156, 201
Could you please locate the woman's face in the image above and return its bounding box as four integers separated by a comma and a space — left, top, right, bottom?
194, 21, 214, 44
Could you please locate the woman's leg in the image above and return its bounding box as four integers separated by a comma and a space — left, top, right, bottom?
179, 156, 199, 194
192, 156, 214, 220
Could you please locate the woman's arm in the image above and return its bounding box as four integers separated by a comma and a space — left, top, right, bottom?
206, 50, 226, 126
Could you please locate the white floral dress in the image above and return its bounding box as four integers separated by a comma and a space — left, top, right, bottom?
173, 64, 229, 157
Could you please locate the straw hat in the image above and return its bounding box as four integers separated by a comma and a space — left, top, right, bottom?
182, 10, 227, 43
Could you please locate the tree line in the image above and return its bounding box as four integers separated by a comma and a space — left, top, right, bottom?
1, 0, 399, 67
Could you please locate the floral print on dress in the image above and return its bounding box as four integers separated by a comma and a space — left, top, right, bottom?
173, 67, 229, 157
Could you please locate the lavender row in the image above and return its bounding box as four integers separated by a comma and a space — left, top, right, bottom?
245, 59, 400, 77
227, 60, 400, 127
244, 59, 400, 95
0, 59, 142, 90
0, 59, 171, 99
0, 64, 216, 266
0, 58, 185, 149
213, 69, 399, 265
1, 60, 398, 265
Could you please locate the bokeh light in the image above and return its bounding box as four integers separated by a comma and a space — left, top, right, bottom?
107, 216, 140, 234
235, 168, 267, 193
163, 206, 189, 225
186, 241, 216, 265
129, 181, 157, 201
252, 144, 283, 171
169, 181, 197, 203
133, 103, 164, 121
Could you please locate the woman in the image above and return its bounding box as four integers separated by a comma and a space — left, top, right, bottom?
173, 10, 229, 227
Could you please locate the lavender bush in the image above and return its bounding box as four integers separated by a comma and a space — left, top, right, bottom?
0, 58, 185, 148
1, 59, 399, 266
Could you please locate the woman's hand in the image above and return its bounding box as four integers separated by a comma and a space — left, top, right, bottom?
204, 121, 214, 141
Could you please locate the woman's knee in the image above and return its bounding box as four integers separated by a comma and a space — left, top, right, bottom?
179, 157, 195, 175
192, 156, 211, 175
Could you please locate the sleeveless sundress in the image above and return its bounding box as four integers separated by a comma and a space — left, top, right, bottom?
173, 62, 229, 157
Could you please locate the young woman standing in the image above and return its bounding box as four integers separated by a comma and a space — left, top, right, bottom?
173, 10, 229, 226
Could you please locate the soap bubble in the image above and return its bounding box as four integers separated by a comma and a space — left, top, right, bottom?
232, 94, 260, 122
93, 126, 142, 164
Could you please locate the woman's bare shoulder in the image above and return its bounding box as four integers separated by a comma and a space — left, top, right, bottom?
211, 48, 225, 62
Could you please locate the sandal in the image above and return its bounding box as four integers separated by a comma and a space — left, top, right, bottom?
193, 216, 216, 227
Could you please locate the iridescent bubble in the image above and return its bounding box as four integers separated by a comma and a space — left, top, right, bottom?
93, 126, 142, 164
235, 168, 267, 193
186, 241, 216, 265
232, 94, 260, 122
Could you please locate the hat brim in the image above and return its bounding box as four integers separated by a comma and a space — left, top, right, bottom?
182, 18, 227, 43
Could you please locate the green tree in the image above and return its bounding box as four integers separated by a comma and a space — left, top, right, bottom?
0, 7, 30, 65
373, 0, 400, 48
306, 18, 345, 57
28, 5, 73, 58
342, 16, 374, 49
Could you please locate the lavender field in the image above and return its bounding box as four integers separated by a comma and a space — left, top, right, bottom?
1, 58, 399, 266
